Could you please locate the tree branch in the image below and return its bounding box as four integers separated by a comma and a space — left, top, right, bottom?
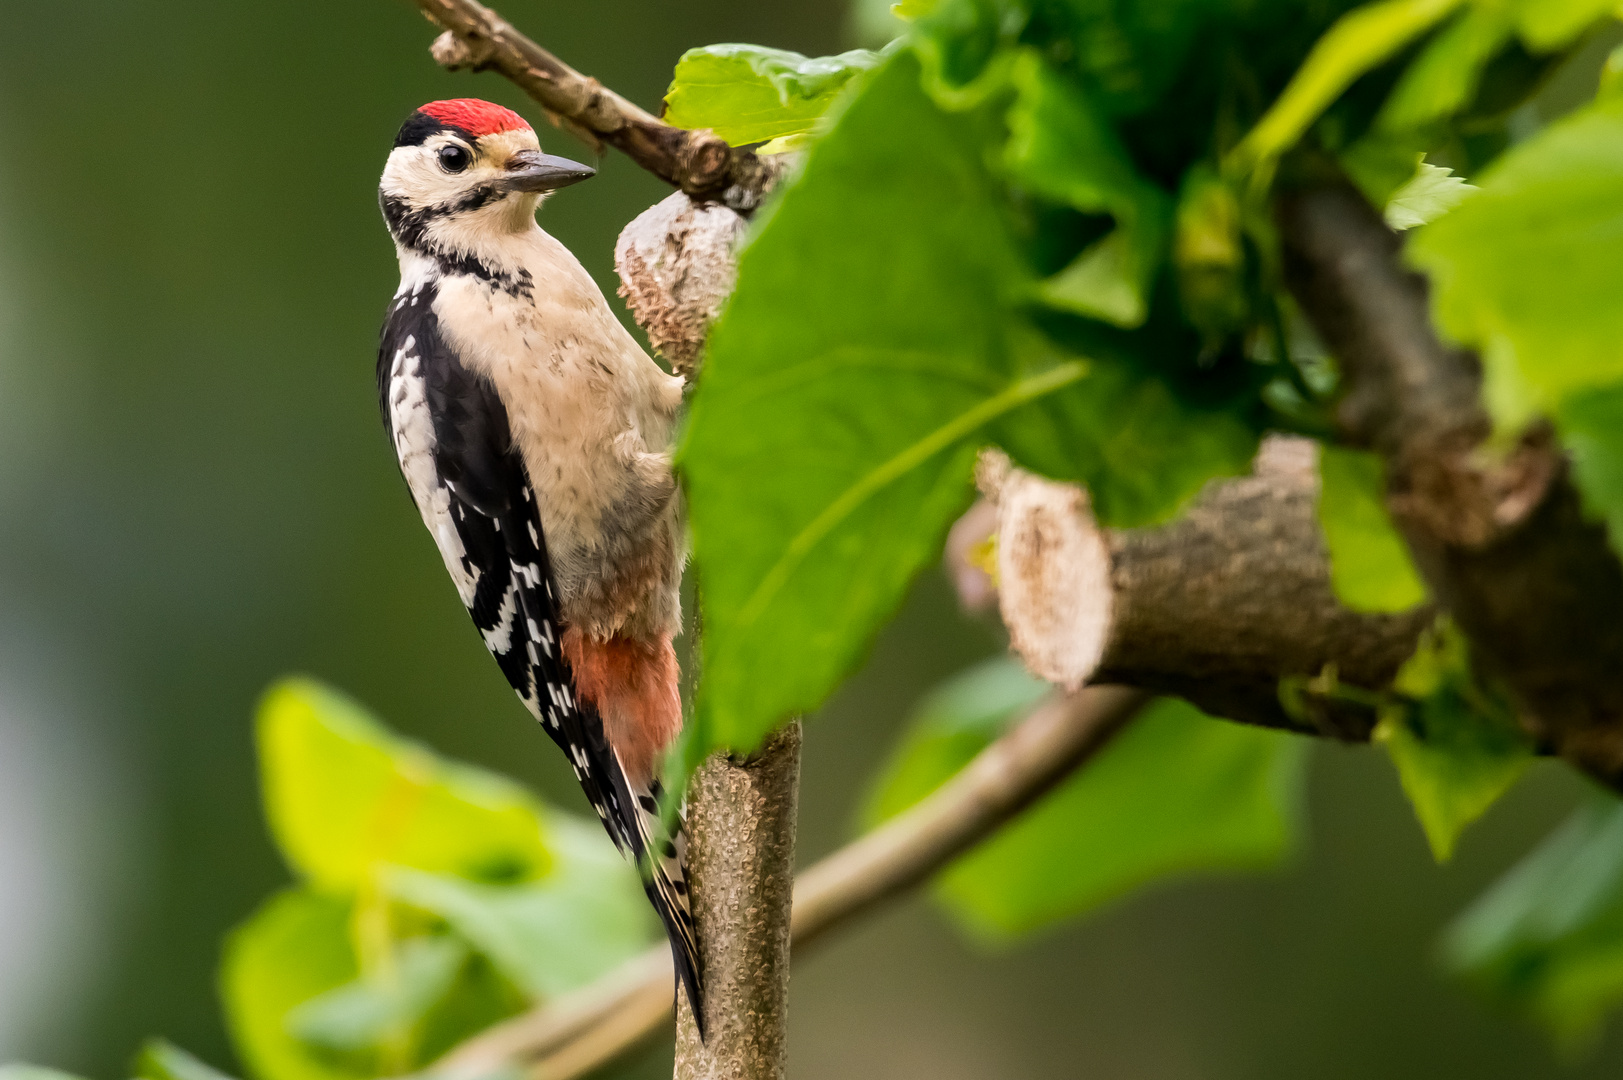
673, 723, 802, 1079
412, 0, 784, 210
965, 437, 1433, 741
429, 685, 1147, 1080
1276, 178, 1623, 785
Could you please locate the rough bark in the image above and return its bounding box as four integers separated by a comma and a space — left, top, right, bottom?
414, 0, 784, 211
427, 686, 1147, 1080
1277, 179, 1623, 782
674, 723, 802, 1080
970, 438, 1433, 740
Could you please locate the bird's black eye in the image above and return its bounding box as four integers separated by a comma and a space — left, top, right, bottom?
438, 144, 472, 173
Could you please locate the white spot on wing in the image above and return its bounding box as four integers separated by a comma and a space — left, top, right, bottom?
389, 350, 480, 607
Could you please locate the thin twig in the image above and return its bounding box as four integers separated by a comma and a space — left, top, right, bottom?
430, 685, 1149, 1080
411, 0, 784, 210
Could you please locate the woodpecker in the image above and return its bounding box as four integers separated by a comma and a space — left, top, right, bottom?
375, 99, 700, 1024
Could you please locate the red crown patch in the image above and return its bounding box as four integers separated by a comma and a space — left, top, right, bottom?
418, 99, 531, 138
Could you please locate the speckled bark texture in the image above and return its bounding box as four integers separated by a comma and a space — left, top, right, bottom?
673, 722, 802, 1080
969, 437, 1433, 740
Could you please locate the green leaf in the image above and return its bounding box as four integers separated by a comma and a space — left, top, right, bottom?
1377, 619, 1532, 862
1007, 51, 1172, 328
946, 699, 1305, 936
911, 0, 1026, 106
663, 44, 883, 146
1375, 3, 1514, 131
221, 889, 362, 1080
1556, 381, 1623, 550
861, 656, 1050, 826
1230, 0, 1466, 175
1508, 0, 1618, 52
684, 50, 1256, 758
1317, 445, 1429, 613
0, 1067, 93, 1080
1409, 95, 1623, 427
1173, 165, 1249, 343
1444, 798, 1623, 1047
1384, 160, 1477, 229
990, 350, 1261, 528
867, 681, 1306, 938
385, 815, 655, 1000
681, 52, 1060, 756
134, 1041, 238, 1080
286, 937, 468, 1055
257, 678, 552, 891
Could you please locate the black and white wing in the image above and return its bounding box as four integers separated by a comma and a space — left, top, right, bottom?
378, 293, 702, 1028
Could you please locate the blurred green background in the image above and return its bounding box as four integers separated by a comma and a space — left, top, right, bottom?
0, 1, 1620, 1077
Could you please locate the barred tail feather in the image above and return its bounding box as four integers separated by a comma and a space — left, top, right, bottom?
608, 754, 704, 1037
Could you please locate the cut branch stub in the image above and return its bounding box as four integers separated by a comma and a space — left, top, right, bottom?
979, 451, 1113, 691
615, 192, 748, 383
970, 437, 1433, 739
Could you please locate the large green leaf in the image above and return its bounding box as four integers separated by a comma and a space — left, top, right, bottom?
385, 815, 655, 1000
1410, 95, 1623, 428
866, 670, 1307, 938
684, 50, 1258, 757
257, 679, 552, 891
1444, 798, 1623, 1046
663, 44, 883, 146
1376, 619, 1531, 861
1317, 445, 1428, 613
682, 53, 1057, 756
221, 889, 361, 1080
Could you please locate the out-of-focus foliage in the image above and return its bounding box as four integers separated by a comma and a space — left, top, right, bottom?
2, 1041, 240, 1080
134, 1040, 238, 1080
865, 659, 1306, 938
1445, 798, 1623, 1047
221, 681, 652, 1080
1317, 445, 1429, 613
0, 1068, 95, 1080
1375, 620, 1532, 861
1412, 93, 1623, 427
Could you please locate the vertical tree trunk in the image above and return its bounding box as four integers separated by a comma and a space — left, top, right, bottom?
673, 722, 802, 1080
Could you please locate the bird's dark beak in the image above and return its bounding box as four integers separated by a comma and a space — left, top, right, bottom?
501, 149, 596, 193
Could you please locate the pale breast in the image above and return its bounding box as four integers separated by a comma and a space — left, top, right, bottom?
433, 227, 687, 639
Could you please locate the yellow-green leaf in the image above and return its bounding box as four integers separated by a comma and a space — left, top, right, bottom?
1378, 620, 1532, 861
1229, 0, 1466, 175
663, 44, 882, 147
257, 678, 552, 891
1317, 445, 1429, 613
